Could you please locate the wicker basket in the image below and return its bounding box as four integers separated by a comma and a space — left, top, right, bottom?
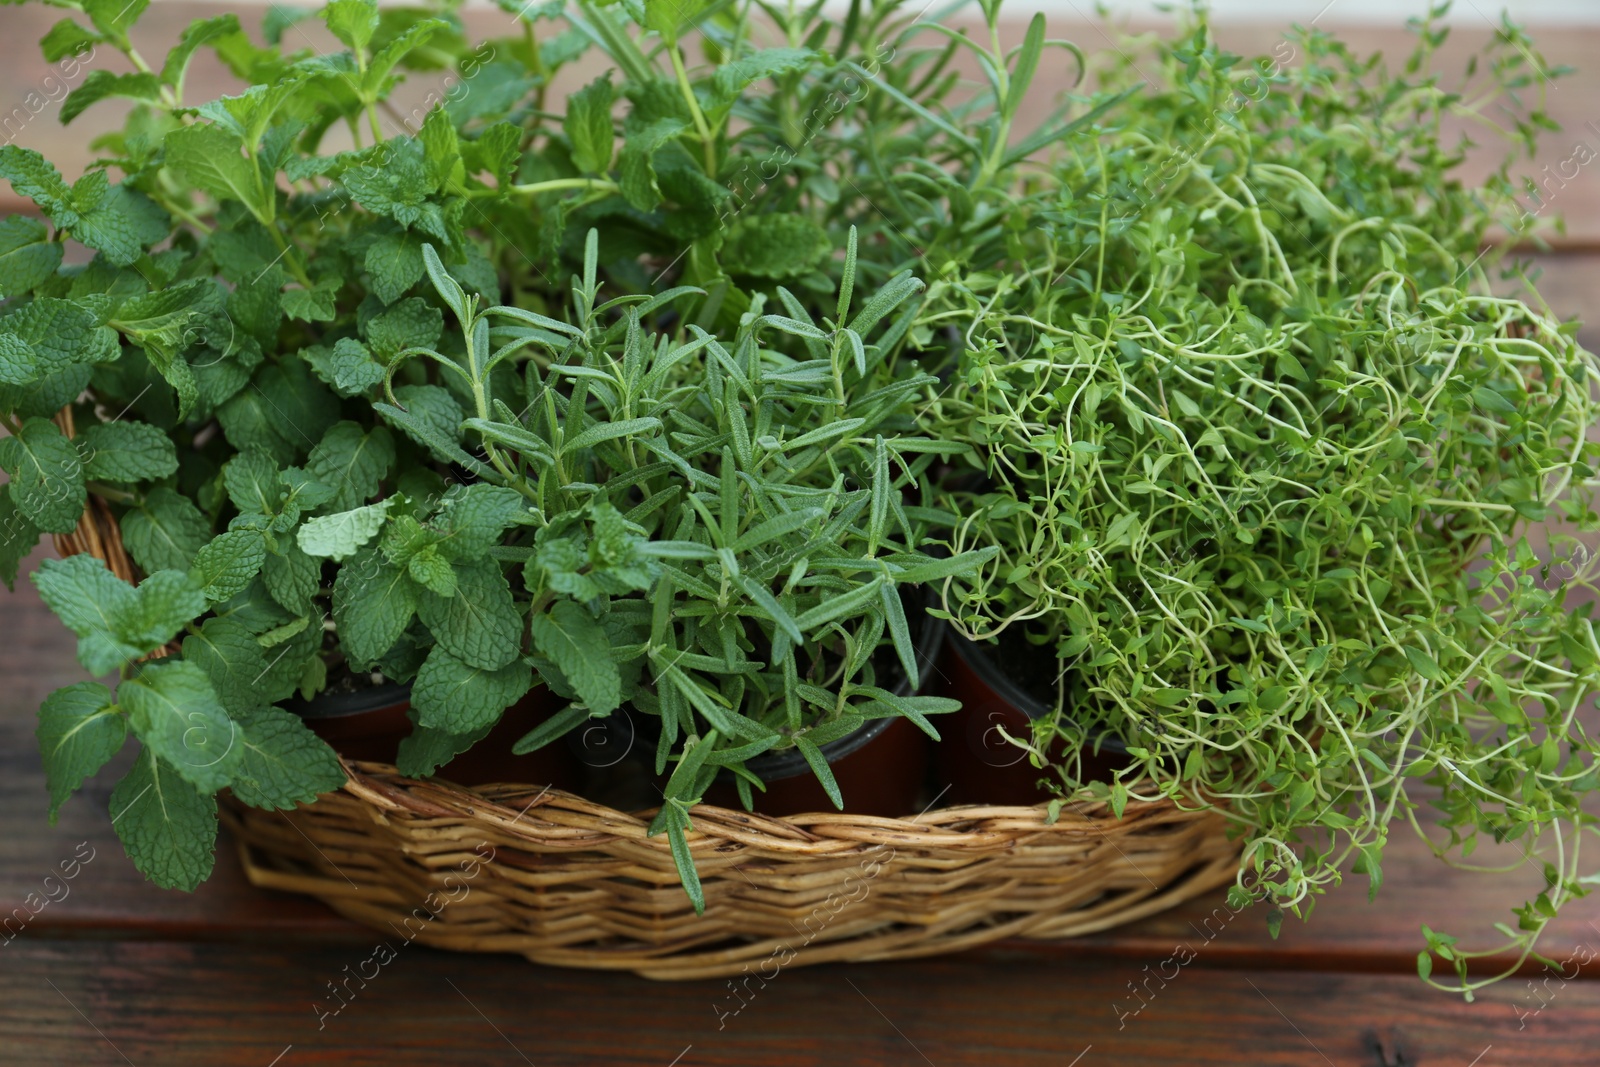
54, 437, 1242, 980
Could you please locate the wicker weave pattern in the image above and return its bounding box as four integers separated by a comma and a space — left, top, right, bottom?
220, 765, 1240, 980
54, 419, 1241, 980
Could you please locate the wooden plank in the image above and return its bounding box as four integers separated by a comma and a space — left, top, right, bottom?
7, 544, 1600, 979
2, 939, 1597, 1066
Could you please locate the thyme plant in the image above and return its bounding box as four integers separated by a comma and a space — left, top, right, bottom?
927, 11, 1600, 996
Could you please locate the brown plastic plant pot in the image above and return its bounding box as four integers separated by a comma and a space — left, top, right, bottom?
286, 682, 582, 791
932, 630, 1129, 806
640, 601, 944, 818
700, 714, 930, 817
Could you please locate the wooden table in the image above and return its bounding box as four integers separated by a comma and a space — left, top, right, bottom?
6, 4, 1600, 1063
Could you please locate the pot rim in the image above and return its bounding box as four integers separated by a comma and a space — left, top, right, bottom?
285, 680, 411, 720
943, 625, 1129, 755
726, 598, 947, 781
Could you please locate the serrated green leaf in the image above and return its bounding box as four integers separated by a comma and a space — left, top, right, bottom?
531, 601, 620, 714
0, 416, 84, 533
84, 0, 148, 37
109, 747, 216, 892
0, 216, 62, 297
365, 231, 426, 305
0, 145, 75, 221
722, 213, 829, 279
164, 123, 270, 221
160, 14, 241, 88
122, 487, 211, 574
418, 558, 520, 670
411, 645, 531, 734
192, 529, 268, 601
306, 421, 394, 514
60, 70, 162, 125
263, 542, 320, 613
332, 546, 418, 665
37, 681, 124, 822
298, 499, 392, 561
0, 484, 41, 590
79, 421, 179, 483
396, 718, 493, 778
566, 74, 616, 174
433, 483, 524, 561
121, 660, 241, 792
229, 705, 345, 809
181, 616, 271, 716
618, 117, 687, 212
41, 19, 104, 65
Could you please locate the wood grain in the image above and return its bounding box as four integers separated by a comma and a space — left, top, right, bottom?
3, 939, 1598, 1066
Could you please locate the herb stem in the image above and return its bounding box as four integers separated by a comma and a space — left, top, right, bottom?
504, 178, 620, 196
669, 44, 717, 174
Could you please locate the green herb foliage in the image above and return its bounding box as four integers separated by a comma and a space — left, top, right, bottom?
923, 9, 1600, 997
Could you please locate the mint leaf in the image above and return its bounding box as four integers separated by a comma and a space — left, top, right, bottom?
365, 231, 426, 304
34, 556, 205, 675
37, 681, 125, 821
324, 0, 379, 53
411, 645, 531, 734
281, 279, 340, 322
109, 748, 217, 892
0, 216, 62, 296
70, 174, 170, 267
41, 19, 104, 65
298, 499, 392, 561
84, 0, 149, 38
3, 296, 115, 379
0, 484, 41, 590
466, 121, 521, 188
434, 483, 524, 561
229, 705, 345, 809
722, 213, 829, 279
0, 145, 76, 221
33, 553, 139, 674
263, 541, 321, 613
642, 0, 709, 45
530, 601, 620, 714
407, 547, 456, 596
710, 48, 815, 109
160, 14, 242, 88
79, 421, 180, 483
181, 616, 271, 716
121, 660, 241, 792
223, 449, 281, 518
378, 384, 467, 465
418, 558, 521, 670
122, 487, 211, 573
396, 719, 491, 778
192, 529, 268, 601
342, 140, 442, 236
60, 70, 162, 125
618, 117, 688, 212
0, 415, 85, 533
120, 569, 208, 649
363, 297, 442, 363
305, 336, 385, 398
164, 124, 270, 221
332, 546, 419, 665
307, 422, 395, 514
565, 75, 615, 174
